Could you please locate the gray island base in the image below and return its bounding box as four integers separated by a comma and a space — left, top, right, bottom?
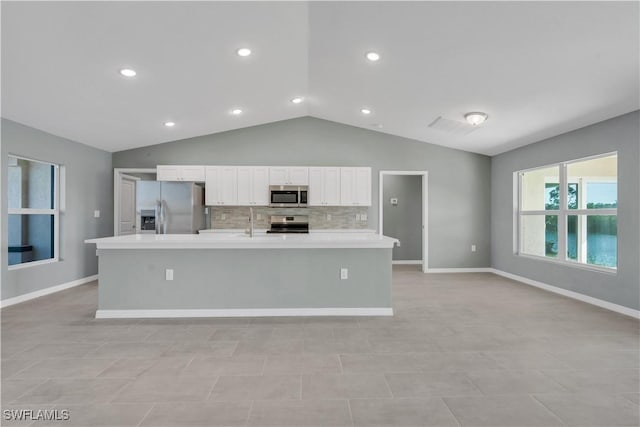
85, 233, 397, 318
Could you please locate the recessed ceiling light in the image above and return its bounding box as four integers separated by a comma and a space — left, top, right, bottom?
119, 68, 137, 77
291, 97, 304, 104
365, 52, 380, 62
164, 121, 175, 127
236, 48, 252, 57
361, 108, 372, 115
231, 108, 243, 115
464, 112, 488, 126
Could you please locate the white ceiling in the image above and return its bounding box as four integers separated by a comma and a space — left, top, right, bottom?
2, 1, 638, 155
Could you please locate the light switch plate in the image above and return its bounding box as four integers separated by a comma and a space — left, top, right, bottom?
165, 269, 174, 281
94, 210, 100, 218
340, 268, 348, 280
361, 213, 368, 221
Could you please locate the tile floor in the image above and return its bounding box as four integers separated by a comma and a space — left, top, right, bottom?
1, 266, 639, 426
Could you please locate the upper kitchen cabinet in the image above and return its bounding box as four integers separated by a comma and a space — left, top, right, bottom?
340, 167, 372, 206
205, 166, 237, 206
309, 167, 341, 206
269, 167, 309, 186
237, 166, 269, 206
157, 165, 205, 182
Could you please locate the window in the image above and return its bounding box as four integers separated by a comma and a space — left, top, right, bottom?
517, 153, 617, 270
7, 155, 59, 268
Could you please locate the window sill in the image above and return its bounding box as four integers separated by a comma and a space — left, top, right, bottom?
516, 253, 617, 275
8, 258, 59, 271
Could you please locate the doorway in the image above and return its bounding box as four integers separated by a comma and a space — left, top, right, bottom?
113, 168, 156, 236
379, 171, 428, 273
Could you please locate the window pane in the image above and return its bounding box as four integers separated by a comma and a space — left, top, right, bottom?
521, 215, 558, 258
521, 166, 559, 210
8, 214, 55, 265
587, 215, 617, 268
567, 154, 617, 209
8, 156, 55, 209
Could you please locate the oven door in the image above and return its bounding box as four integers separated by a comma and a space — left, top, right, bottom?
270, 189, 299, 207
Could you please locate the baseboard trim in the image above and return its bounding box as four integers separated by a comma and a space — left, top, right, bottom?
392, 260, 423, 265
0, 275, 98, 309
426, 267, 493, 273
95, 307, 394, 319
491, 269, 640, 319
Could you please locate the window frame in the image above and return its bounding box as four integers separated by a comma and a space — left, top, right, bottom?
515, 152, 618, 274
7, 154, 60, 270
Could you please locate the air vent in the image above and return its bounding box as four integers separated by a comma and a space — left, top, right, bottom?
428, 116, 479, 136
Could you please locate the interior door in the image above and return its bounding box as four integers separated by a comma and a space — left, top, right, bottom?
119, 176, 137, 235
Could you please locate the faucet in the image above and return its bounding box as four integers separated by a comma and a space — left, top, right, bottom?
248, 207, 254, 238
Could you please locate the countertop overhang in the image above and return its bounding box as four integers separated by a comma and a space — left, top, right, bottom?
85, 232, 398, 249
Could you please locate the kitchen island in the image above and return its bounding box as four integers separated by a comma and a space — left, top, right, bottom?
85, 232, 397, 318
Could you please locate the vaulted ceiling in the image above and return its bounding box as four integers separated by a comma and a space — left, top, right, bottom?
2, 1, 638, 155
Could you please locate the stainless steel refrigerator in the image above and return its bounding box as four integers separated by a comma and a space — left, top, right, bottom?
136, 181, 205, 234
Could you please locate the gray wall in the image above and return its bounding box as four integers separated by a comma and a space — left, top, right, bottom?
383, 175, 422, 260
1, 119, 113, 300
114, 117, 492, 269
491, 111, 640, 310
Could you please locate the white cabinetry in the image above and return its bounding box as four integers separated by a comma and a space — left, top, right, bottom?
157, 165, 205, 182
340, 167, 372, 206
269, 167, 309, 185
309, 167, 341, 206
205, 166, 237, 206
237, 167, 269, 206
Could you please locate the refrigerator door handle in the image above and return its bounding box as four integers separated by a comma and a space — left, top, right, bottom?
161, 199, 167, 234
155, 200, 161, 234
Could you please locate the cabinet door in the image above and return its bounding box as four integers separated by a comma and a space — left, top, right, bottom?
251, 167, 270, 205
269, 167, 289, 185
324, 167, 341, 205
289, 167, 309, 185
219, 167, 238, 205
204, 167, 220, 205
308, 167, 324, 206
340, 167, 356, 205
236, 167, 252, 206
181, 166, 205, 182
355, 167, 372, 206
156, 165, 181, 181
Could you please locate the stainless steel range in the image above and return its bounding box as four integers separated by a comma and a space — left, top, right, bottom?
267, 215, 309, 234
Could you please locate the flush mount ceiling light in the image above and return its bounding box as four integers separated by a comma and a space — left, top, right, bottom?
361, 108, 372, 115
464, 112, 488, 126
291, 97, 304, 104
119, 68, 137, 77
365, 52, 380, 62
231, 108, 243, 115
236, 48, 252, 57
164, 121, 175, 127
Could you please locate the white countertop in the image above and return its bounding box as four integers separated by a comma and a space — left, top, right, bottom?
198, 228, 377, 234
85, 232, 398, 249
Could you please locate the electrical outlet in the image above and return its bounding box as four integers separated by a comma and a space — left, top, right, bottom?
204, 207, 209, 215
165, 269, 174, 281
361, 213, 368, 221
471, 244, 477, 252
356, 214, 361, 221
94, 210, 100, 218
221, 214, 226, 220
396, 240, 401, 247
326, 214, 332, 221
340, 268, 349, 280
257, 214, 263, 220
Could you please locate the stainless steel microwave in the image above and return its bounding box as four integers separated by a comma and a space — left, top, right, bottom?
269, 185, 308, 208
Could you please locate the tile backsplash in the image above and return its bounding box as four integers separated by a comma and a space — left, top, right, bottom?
209, 206, 370, 230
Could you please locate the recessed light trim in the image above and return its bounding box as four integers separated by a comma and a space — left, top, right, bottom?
361, 108, 372, 115
291, 97, 304, 104
119, 68, 137, 77
231, 108, 243, 115
365, 52, 380, 62
164, 121, 175, 127
236, 48, 252, 57
464, 112, 488, 126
